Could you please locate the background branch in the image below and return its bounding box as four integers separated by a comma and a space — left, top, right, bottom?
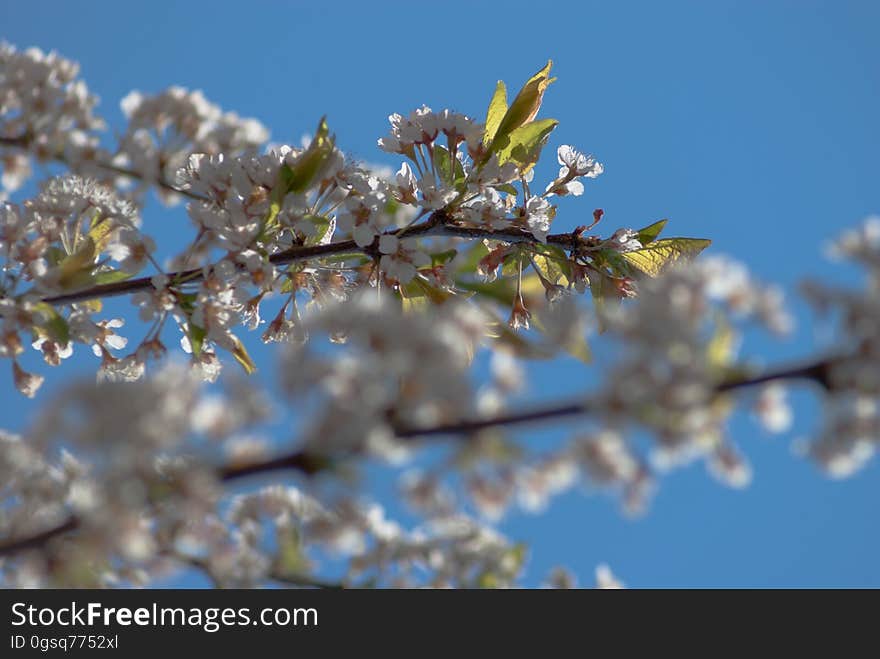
0, 134, 206, 201
0, 355, 834, 559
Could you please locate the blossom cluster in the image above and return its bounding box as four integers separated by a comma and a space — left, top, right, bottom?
379, 103, 603, 244
116, 87, 268, 202
0, 43, 105, 194
280, 295, 484, 457
595, 256, 793, 492
800, 218, 880, 476
0, 175, 158, 394
0, 363, 529, 588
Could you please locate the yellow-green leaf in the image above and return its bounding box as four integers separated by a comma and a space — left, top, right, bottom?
531, 244, 570, 285
263, 117, 336, 238
492, 61, 555, 149
188, 323, 206, 358
635, 219, 668, 245
57, 237, 98, 289
493, 118, 558, 171
403, 275, 455, 305
33, 302, 70, 345
483, 80, 508, 145
433, 145, 466, 189
455, 242, 490, 276
92, 269, 134, 285
621, 237, 711, 277
429, 249, 458, 267
87, 218, 117, 253
706, 316, 738, 373
564, 332, 592, 363
456, 278, 516, 307
273, 525, 310, 577
229, 334, 257, 374
485, 320, 553, 360
287, 116, 335, 194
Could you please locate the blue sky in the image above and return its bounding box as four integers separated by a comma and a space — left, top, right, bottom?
2, 1, 878, 587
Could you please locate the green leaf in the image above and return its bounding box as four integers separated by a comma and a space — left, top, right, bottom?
595, 248, 637, 279
588, 270, 620, 332
429, 249, 458, 267
563, 332, 592, 363
263, 117, 336, 238
456, 278, 517, 307
433, 145, 466, 189
455, 242, 490, 276
273, 525, 310, 577
706, 316, 738, 373
33, 302, 70, 345
302, 214, 333, 246
286, 116, 335, 194
491, 61, 555, 150
501, 248, 528, 277
485, 320, 553, 360
44, 246, 66, 267
87, 217, 117, 253
635, 219, 668, 245
531, 244, 571, 284
483, 80, 508, 145
530, 310, 592, 363
188, 323, 206, 358
493, 118, 558, 171
57, 237, 98, 289
229, 335, 258, 375
92, 269, 134, 285
621, 237, 711, 277
493, 183, 519, 196
402, 275, 455, 305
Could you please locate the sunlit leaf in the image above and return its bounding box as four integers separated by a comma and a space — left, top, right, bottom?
33, 302, 70, 345
57, 237, 97, 289
493, 118, 558, 171
188, 322, 206, 358
434, 145, 466, 191
635, 219, 668, 245
286, 116, 335, 194
706, 316, 738, 373
456, 278, 517, 307
429, 249, 458, 267
92, 269, 134, 285
264, 117, 335, 236
87, 217, 117, 253
483, 80, 508, 145
455, 242, 491, 276
491, 61, 555, 149
531, 243, 571, 284
493, 183, 519, 196
229, 334, 258, 374
621, 237, 711, 277
273, 525, 311, 577
403, 276, 455, 305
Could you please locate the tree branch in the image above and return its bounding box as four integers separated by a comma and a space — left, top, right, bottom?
37, 216, 582, 307
0, 516, 80, 555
